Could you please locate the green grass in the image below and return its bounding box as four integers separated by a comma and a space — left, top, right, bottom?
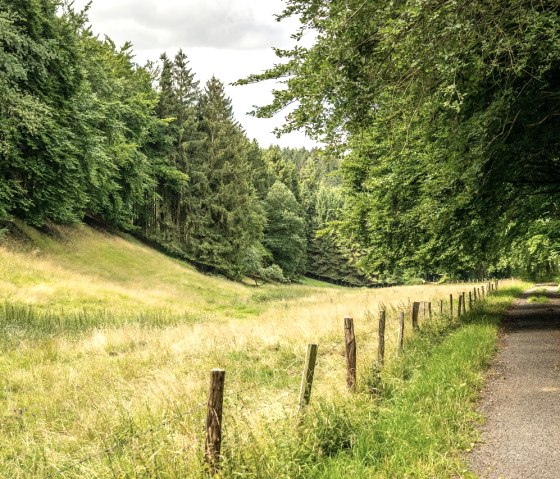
212, 283, 526, 479
527, 295, 549, 303
0, 223, 527, 478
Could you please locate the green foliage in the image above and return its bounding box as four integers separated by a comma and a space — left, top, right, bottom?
240, 243, 287, 284
242, 0, 560, 280
0, 1, 370, 285
263, 181, 307, 280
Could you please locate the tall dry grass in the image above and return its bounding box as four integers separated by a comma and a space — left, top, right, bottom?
0, 224, 513, 477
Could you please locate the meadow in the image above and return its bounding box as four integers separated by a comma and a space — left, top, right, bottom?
0, 223, 524, 478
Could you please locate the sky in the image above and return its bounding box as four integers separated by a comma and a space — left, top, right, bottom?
72, 0, 316, 148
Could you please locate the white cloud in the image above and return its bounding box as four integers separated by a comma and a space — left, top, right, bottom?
72, 0, 316, 148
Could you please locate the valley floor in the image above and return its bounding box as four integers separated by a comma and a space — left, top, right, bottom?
0, 223, 523, 477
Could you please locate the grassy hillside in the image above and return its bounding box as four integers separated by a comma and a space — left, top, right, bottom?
0, 223, 521, 478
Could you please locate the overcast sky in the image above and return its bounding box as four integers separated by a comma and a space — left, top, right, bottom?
73, 0, 315, 148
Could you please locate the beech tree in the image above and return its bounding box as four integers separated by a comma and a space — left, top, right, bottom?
239, 0, 560, 280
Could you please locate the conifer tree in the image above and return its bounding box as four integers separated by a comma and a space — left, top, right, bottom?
190, 76, 264, 277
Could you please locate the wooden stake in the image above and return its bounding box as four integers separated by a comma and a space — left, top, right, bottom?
450, 294, 453, 321
412, 302, 420, 331
469, 291, 473, 310
298, 344, 318, 412
344, 317, 356, 391
377, 310, 386, 369
458, 294, 463, 318
462, 292, 466, 314
440, 299, 444, 314
473, 287, 478, 301
205, 368, 225, 474
428, 302, 432, 321
398, 311, 405, 354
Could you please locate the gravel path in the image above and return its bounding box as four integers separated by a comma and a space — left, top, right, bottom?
468, 285, 560, 479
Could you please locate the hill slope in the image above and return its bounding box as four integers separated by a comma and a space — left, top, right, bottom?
0, 222, 329, 323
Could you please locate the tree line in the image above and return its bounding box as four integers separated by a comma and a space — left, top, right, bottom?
0, 0, 369, 285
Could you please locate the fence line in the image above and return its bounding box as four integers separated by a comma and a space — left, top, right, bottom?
51, 279, 499, 474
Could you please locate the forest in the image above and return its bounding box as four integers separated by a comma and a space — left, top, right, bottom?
1, 0, 559, 284
0, 0, 367, 285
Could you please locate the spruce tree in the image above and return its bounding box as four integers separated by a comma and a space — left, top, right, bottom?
190, 76, 264, 277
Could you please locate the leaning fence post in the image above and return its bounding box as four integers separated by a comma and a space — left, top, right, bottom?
412, 302, 420, 331
398, 311, 405, 354
377, 310, 386, 369
205, 368, 225, 475
344, 317, 357, 392
298, 344, 318, 412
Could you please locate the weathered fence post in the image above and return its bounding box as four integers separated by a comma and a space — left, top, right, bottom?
398, 311, 405, 354
298, 344, 318, 412
474, 287, 478, 301
458, 294, 463, 319
344, 317, 357, 391
412, 302, 420, 331
428, 302, 432, 321
205, 368, 225, 475
377, 310, 386, 369
450, 294, 453, 321
440, 299, 444, 314
469, 291, 473, 310
462, 292, 466, 315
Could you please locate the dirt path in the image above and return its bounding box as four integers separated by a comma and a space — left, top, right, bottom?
468, 285, 560, 479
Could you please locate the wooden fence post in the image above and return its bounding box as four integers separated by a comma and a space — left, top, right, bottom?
450, 294, 453, 321
469, 291, 473, 311
205, 368, 225, 475
298, 344, 318, 412
428, 302, 432, 321
377, 310, 386, 369
440, 299, 444, 314
344, 317, 357, 392
458, 294, 463, 319
462, 292, 466, 314
473, 287, 478, 301
412, 302, 420, 331
398, 311, 405, 354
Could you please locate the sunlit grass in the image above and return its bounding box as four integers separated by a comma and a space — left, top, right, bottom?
527, 295, 549, 303
0, 223, 523, 477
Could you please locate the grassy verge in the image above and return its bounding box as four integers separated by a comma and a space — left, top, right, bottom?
214, 283, 527, 478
